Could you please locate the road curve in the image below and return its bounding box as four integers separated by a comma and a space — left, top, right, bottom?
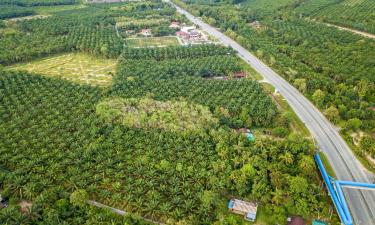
165, 1, 375, 224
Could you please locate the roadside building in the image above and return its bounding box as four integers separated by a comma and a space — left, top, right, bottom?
312, 219, 327, 225
140, 29, 152, 37
233, 71, 247, 79
287, 216, 306, 225
235, 128, 255, 141
125, 30, 135, 35
169, 21, 180, 29
181, 26, 196, 33
228, 198, 258, 222
189, 30, 200, 39
176, 31, 189, 39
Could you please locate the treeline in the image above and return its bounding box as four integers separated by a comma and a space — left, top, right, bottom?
119, 56, 242, 79
122, 44, 234, 60
0, 5, 34, 19
0, 1, 181, 65
295, 0, 375, 34
0, 0, 76, 7
0, 7, 124, 64
0, 70, 333, 224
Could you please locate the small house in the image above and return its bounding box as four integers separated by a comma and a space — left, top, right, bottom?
140, 29, 152, 37
228, 198, 258, 222
312, 220, 327, 225
176, 31, 189, 39
287, 216, 306, 225
233, 71, 247, 79
181, 26, 196, 33
169, 21, 180, 29
236, 128, 255, 141
189, 30, 200, 39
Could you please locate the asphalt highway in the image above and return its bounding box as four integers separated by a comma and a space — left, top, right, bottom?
165, 1, 375, 224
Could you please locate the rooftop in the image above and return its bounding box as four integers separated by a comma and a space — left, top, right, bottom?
228, 198, 257, 221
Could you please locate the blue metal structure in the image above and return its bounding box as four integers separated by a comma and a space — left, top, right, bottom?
314, 153, 375, 225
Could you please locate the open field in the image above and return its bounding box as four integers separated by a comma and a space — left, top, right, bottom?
126, 36, 180, 48
7, 14, 50, 21
8, 53, 116, 86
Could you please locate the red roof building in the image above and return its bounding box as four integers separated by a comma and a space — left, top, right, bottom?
169, 21, 180, 29
233, 72, 247, 78
176, 31, 189, 38
140, 29, 151, 36
287, 216, 306, 225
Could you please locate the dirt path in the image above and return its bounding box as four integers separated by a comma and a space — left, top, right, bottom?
87, 200, 164, 225
320, 22, 375, 39
78, 54, 88, 84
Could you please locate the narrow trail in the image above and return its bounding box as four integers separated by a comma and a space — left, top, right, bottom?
87, 200, 164, 225
315, 20, 375, 39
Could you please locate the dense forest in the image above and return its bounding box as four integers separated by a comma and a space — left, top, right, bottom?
295, 0, 375, 34
0, 69, 333, 224
0, 1, 337, 224
173, 0, 375, 160
0, 5, 34, 19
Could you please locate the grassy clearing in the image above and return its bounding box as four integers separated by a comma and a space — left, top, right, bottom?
116, 17, 166, 25
318, 151, 337, 178
8, 53, 116, 86
126, 36, 180, 48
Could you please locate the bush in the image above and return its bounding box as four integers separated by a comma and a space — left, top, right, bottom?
272, 127, 289, 137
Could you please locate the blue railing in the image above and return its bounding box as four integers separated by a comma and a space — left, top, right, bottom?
314, 153, 375, 225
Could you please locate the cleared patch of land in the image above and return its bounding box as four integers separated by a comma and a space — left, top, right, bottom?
7, 15, 50, 22
8, 53, 116, 86
322, 22, 375, 39
116, 17, 166, 25
126, 36, 180, 48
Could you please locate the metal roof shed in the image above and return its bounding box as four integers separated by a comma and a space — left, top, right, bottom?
228, 199, 258, 222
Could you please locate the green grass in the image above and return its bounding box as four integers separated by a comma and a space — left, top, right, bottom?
126, 37, 180, 48
7, 52, 116, 86
239, 59, 263, 80
318, 151, 336, 178
116, 17, 167, 25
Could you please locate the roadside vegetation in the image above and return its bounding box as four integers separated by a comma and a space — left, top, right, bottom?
0, 0, 339, 224
295, 0, 375, 34
173, 0, 375, 169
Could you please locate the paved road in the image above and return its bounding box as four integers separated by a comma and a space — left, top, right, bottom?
165, 1, 375, 224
